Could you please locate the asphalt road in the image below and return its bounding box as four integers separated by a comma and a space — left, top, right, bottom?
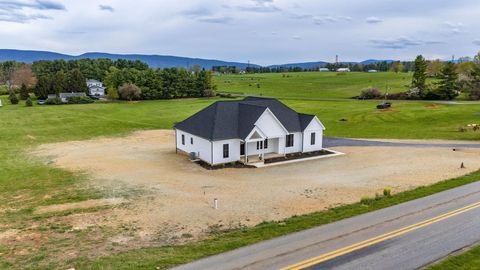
171, 181, 480, 270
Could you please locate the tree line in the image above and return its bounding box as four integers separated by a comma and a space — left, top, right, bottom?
1, 58, 217, 102
359, 53, 480, 100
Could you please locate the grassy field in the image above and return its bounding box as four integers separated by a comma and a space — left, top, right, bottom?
427, 245, 480, 270
0, 93, 479, 269
215, 72, 413, 99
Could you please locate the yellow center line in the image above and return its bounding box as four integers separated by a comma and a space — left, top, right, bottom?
280, 201, 480, 270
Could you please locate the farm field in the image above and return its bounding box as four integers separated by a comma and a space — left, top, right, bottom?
214, 71, 414, 99
1, 95, 480, 269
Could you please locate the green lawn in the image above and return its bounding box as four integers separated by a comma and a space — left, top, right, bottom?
0, 95, 479, 269
427, 245, 480, 270
215, 72, 413, 99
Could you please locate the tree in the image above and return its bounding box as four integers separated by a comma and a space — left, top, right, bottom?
52, 71, 67, 95
426, 60, 445, 77
19, 83, 29, 100
118, 83, 141, 101
66, 69, 88, 93
8, 90, 19, 104
11, 64, 37, 88
25, 97, 33, 107
437, 62, 460, 100
34, 75, 52, 99
390, 62, 404, 73
411, 55, 428, 97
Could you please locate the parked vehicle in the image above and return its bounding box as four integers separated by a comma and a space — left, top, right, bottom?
376, 102, 391, 109
37, 99, 46, 105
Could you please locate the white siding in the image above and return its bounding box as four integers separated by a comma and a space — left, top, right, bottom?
176, 129, 212, 164
284, 132, 303, 154
212, 139, 241, 165
302, 118, 324, 152
255, 109, 288, 138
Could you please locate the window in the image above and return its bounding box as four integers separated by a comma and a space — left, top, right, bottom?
223, 144, 229, 158
286, 134, 294, 147
181, 134, 185, 145
256, 141, 263, 150
264, 139, 268, 149
310, 132, 316, 145
190, 137, 193, 144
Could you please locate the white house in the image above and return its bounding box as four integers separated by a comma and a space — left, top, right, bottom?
174, 97, 326, 165
86, 79, 106, 96
336, 68, 351, 72
319, 68, 330, 72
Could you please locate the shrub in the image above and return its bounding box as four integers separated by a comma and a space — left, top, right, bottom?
19, 83, 30, 100
67, 96, 94, 104
8, 91, 19, 105
424, 91, 443, 100
118, 83, 141, 101
25, 97, 33, 107
359, 88, 382, 99
360, 196, 373, 205
387, 92, 408, 100
383, 188, 392, 197
45, 97, 63, 105
203, 89, 216, 97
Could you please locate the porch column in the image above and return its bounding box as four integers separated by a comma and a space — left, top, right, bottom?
245, 141, 248, 163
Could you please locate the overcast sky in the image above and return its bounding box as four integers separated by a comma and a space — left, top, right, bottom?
1, 0, 479, 65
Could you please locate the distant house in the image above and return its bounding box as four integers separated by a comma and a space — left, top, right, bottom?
48, 92, 86, 103
86, 79, 106, 96
319, 68, 330, 72
336, 68, 351, 72
368, 69, 378, 73
174, 97, 326, 166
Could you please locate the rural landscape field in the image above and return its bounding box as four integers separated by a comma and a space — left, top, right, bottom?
1, 70, 480, 269
2, 1, 480, 269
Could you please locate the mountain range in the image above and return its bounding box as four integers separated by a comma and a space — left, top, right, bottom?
0, 49, 396, 69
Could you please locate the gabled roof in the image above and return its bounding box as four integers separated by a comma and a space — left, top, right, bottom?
174, 97, 320, 141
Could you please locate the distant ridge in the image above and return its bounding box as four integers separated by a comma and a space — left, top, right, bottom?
0, 49, 398, 69
0, 49, 260, 69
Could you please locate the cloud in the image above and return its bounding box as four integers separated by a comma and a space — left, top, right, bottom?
0, 0, 64, 23
99, 5, 114, 12
473, 40, 480, 46
369, 36, 443, 49
313, 15, 352, 25
366, 16, 382, 24
442, 21, 464, 34
182, 8, 232, 24
0, 0, 65, 11
292, 35, 301, 40
233, 0, 281, 13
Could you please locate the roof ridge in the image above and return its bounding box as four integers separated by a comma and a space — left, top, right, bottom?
211, 102, 219, 139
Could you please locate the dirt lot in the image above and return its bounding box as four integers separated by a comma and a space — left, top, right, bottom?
32, 130, 480, 247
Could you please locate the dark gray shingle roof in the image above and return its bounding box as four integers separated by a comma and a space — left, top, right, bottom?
174, 97, 317, 141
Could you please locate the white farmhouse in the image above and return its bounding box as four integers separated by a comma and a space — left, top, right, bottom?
86, 79, 106, 96
336, 68, 351, 72
174, 97, 325, 165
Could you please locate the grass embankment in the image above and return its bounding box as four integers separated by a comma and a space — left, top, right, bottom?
72, 170, 480, 269
426, 245, 480, 270
215, 72, 413, 99
0, 96, 479, 268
